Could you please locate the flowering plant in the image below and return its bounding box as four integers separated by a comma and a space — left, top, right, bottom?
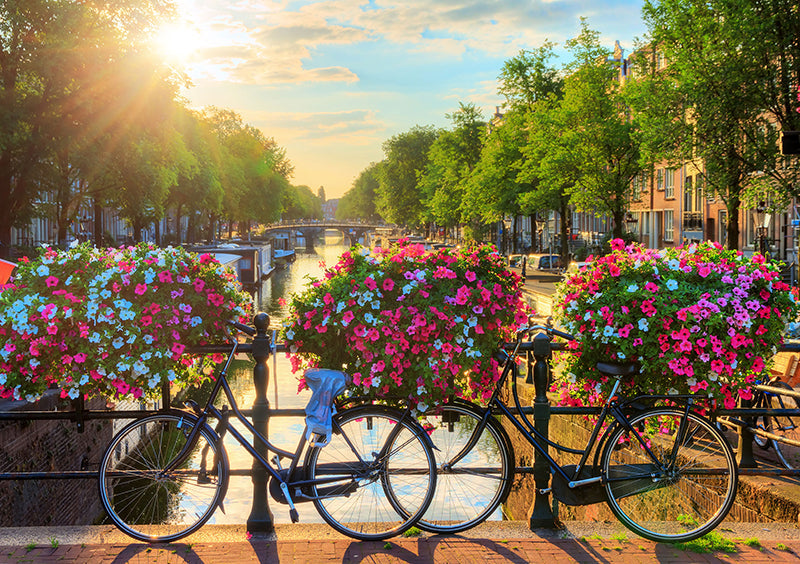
281, 241, 529, 412
551, 240, 799, 410
0, 243, 253, 402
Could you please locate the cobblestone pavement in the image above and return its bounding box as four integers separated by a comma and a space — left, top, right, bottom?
2, 534, 800, 563
1, 523, 800, 564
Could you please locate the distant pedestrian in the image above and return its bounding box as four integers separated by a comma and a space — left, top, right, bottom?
521, 256, 527, 278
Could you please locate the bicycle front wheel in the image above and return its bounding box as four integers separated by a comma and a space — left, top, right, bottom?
601, 408, 737, 543
98, 412, 229, 543
415, 401, 514, 533
305, 405, 436, 540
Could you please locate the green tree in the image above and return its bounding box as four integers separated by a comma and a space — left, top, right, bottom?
0, 0, 176, 256
637, 0, 800, 249
558, 21, 641, 239
282, 184, 323, 220
166, 107, 223, 244
203, 107, 291, 239
467, 43, 563, 251
497, 43, 563, 110
462, 108, 532, 248
375, 125, 439, 227
337, 163, 380, 221
419, 102, 485, 242
518, 100, 576, 259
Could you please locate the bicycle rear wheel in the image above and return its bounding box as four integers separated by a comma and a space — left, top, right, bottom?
98, 412, 229, 543
601, 407, 737, 543
414, 401, 514, 533
305, 405, 436, 540
765, 380, 800, 469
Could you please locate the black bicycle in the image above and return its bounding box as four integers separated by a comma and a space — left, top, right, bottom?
98, 321, 437, 542
412, 324, 738, 543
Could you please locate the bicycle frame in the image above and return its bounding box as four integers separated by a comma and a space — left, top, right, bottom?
442, 330, 698, 492
161, 336, 412, 513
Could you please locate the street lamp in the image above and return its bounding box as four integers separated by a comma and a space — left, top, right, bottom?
754, 201, 770, 257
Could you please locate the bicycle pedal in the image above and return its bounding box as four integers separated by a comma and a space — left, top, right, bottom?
289, 508, 299, 523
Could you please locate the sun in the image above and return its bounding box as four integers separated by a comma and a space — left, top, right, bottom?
152, 21, 202, 64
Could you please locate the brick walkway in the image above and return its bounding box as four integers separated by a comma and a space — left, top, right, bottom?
2, 535, 800, 563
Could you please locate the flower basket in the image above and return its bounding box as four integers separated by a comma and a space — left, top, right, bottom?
0, 243, 253, 402
281, 241, 530, 412
551, 240, 800, 409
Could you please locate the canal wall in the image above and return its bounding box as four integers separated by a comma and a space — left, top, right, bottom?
501, 378, 800, 524
0, 392, 113, 526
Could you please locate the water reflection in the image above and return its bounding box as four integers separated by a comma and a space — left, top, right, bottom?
213, 234, 351, 525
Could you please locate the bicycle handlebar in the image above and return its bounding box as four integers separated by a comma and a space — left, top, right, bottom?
227, 320, 256, 337
517, 325, 575, 341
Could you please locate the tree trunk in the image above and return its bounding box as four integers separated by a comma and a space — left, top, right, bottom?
726, 192, 740, 251
511, 216, 518, 254
132, 216, 144, 243
175, 203, 183, 245
93, 198, 104, 247
612, 209, 626, 239
187, 213, 196, 244
560, 200, 571, 265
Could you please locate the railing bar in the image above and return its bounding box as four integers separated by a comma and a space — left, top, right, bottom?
0, 408, 308, 421
0, 468, 271, 480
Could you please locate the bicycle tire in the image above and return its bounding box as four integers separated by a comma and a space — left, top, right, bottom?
98, 412, 229, 543
304, 405, 436, 540
601, 407, 737, 543
764, 380, 800, 469
751, 388, 772, 449
412, 401, 515, 533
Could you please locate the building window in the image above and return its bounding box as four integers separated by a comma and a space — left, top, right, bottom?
665, 168, 675, 199
656, 168, 664, 191
684, 175, 694, 212
664, 210, 674, 242
695, 177, 703, 211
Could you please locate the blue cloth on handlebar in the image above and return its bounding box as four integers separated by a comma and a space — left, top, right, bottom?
304, 368, 348, 447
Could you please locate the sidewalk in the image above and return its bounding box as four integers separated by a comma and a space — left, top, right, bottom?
1, 521, 799, 563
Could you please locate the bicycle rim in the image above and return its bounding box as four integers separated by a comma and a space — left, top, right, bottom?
306, 405, 436, 540
98, 413, 228, 543
415, 402, 514, 533
602, 408, 737, 543
767, 381, 800, 469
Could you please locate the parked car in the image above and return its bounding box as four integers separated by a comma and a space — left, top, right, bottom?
507, 254, 524, 268
534, 254, 562, 271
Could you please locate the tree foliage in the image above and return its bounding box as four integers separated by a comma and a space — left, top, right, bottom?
282, 184, 323, 220
637, 0, 800, 249
375, 125, 439, 226
419, 103, 485, 233
337, 163, 381, 221
0, 0, 294, 255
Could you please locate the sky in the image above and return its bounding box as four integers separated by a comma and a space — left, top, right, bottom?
156, 0, 648, 200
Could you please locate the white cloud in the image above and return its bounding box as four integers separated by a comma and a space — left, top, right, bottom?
179, 0, 647, 197
246, 108, 387, 145
184, 0, 644, 85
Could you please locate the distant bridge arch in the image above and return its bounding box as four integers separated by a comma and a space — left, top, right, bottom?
262, 220, 391, 248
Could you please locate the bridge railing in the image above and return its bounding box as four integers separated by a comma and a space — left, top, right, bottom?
2, 314, 800, 532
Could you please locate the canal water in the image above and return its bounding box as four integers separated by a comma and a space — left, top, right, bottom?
214, 232, 351, 524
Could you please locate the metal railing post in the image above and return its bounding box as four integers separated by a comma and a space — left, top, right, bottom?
247, 312, 274, 532
529, 331, 557, 528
